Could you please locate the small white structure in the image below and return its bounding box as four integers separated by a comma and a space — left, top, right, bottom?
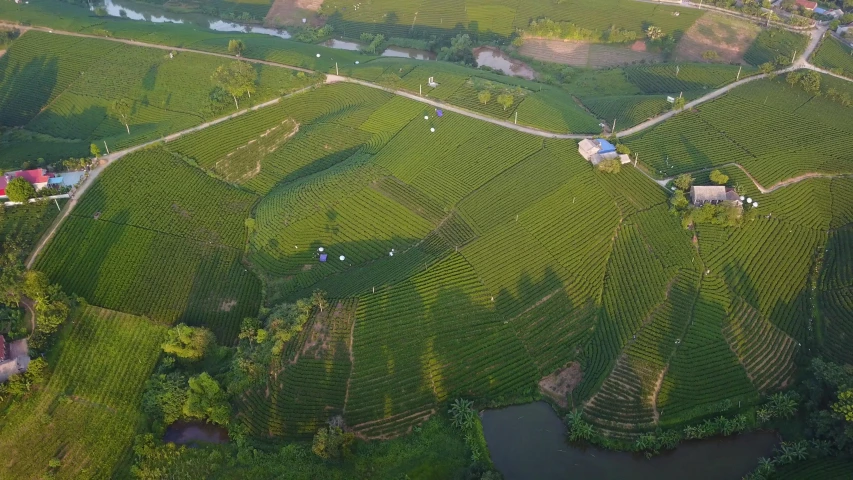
339, 255, 345, 261
427, 76, 438, 88
618, 154, 632, 165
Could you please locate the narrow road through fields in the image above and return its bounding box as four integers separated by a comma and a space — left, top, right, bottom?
9, 20, 852, 267
2, 21, 846, 143
24, 83, 319, 269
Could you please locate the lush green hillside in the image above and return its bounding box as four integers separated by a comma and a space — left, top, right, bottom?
625, 73, 853, 185
35, 148, 262, 342
323, 0, 702, 39
0, 30, 319, 169
0, 306, 165, 479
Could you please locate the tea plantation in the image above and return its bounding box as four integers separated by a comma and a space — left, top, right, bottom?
0, 6, 852, 478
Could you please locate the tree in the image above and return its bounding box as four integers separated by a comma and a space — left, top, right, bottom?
616, 144, 631, 155
183, 372, 230, 425
673, 96, 686, 110
161, 324, 215, 361
212, 61, 258, 109
90, 143, 101, 158
710, 169, 729, 185
702, 50, 719, 61
646, 26, 664, 41
5, 177, 35, 203
478, 90, 491, 105
671, 189, 689, 210
674, 173, 693, 191
786, 71, 802, 88
312, 425, 354, 460
831, 390, 853, 422
110, 98, 133, 134
759, 62, 774, 75
799, 70, 821, 95
496, 93, 514, 111
597, 158, 621, 174
438, 34, 474, 65
312, 289, 328, 313
227, 39, 245, 56
449, 398, 476, 430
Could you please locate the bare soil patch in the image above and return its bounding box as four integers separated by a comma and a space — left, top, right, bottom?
675, 13, 759, 64
265, 0, 324, 27
538, 362, 582, 408
219, 299, 237, 312
518, 38, 662, 68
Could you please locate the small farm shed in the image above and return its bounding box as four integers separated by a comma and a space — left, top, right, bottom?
0, 336, 30, 383
578, 138, 619, 165
690, 186, 742, 207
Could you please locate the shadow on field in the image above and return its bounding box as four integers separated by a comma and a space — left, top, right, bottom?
0, 56, 59, 127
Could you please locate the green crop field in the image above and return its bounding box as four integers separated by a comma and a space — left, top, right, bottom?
625, 74, 853, 186
813, 36, 853, 80
35, 148, 262, 342
323, 0, 702, 40
0, 306, 165, 479
742, 28, 807, 66
0, 30, 319, 169
2, 8, 853, 476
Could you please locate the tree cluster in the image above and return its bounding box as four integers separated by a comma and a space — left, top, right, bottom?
438, 34, 474, 66
5, 177, 35, 203
359, 33, 386, 54
212, 61, 258, 110
228, 292, 326, 393
21, 271, 71, 347
597, 158, 621, 174
161, 324, 216, 361
525, 18, 638, 44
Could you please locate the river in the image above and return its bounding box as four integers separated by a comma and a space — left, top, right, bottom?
481, 402, 777, 480
323, 39, 436, 60
163, 421, 229, 447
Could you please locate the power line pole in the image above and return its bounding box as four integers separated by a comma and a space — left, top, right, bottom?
103, 141, 110, 155
737, 65, 742, 81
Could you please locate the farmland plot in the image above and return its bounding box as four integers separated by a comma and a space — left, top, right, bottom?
0, 30, 319, 167
36, 148, 261, 342
0, 306, 164, 479
812, 36, 853, 80
626, 76, 853, 185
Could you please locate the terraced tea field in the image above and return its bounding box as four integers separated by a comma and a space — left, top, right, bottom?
0, 30, 319, 169
12, 21, 853, 456
0, 306, 165, 479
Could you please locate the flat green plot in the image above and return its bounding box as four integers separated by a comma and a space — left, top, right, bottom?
624, 63, 755, 94
36, 147, 261, 342
812, 36, 853, 80
582, 95, 670, 129
626, 76, 853, 185
0, 30, 319, 167
0, 306, 164, 480
743, 28, 807, 66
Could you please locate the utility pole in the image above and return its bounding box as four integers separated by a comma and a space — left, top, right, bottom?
612, 118, 616, 134
420, 84, 422, 96
103, 141, 110, 155
676, 65, 680, 77
335, 62, 339, 75
514, 111, 518, 124
54, 198, 61, 211
737, 65, 742, 81
792, 50, 797, 65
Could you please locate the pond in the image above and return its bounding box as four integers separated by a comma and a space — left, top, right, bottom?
473, 47, 536, 80
481, 402, 778, 480
163, 421, 229, 447
92, 0, 291, 39
323, 39, 436, 60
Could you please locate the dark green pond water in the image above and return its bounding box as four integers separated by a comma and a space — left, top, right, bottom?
481, 402, 778, 480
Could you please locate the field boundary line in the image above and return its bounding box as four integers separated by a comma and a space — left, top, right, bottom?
25, 83, 320, 269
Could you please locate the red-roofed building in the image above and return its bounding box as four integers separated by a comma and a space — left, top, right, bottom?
0, 168, 55, 198
795, 0, 817, 10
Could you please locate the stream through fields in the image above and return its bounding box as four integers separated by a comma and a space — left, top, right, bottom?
481, 402, 778, 480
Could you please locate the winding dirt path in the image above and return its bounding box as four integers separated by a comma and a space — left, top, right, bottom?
9, 20, 849, 267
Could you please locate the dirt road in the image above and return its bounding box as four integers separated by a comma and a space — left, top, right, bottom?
10, 21, 850, 267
